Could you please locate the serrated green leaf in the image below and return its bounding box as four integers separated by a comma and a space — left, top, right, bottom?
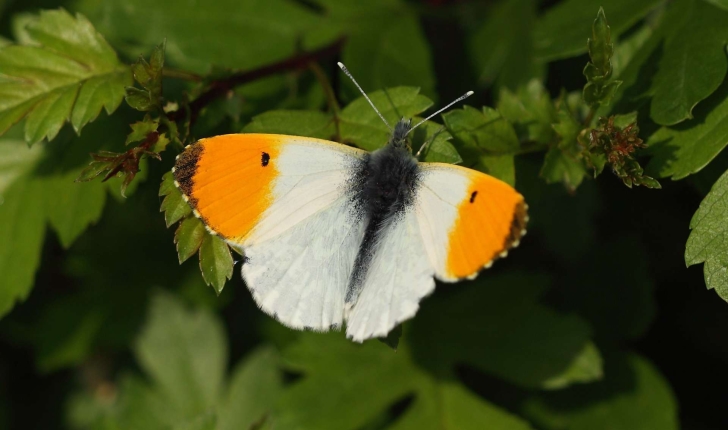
442, 105, 519, 184
78, 0, 321, 73
469, 0, 542, 90
686, 168, 728, 300
534, 0, 663, 61
218, 347, 283, 430
498, 80, 557, 145
175, 217, 205, 264
0, 9, 131, 143
199, 234, 233, 295
522, 354, 677, 430
339, 87, 432, 151
160, 189, 192, 228
410, 274, 601, 389
125, 87, 154, 112
650, 0, 728, 125
135, 293, 227, 421
126, 119, 159, 145
410, 121, 462, 164
243, 110, 336, 139
541, 148, 586, 191
159, 171, 176, 197
647, 80, 728, 179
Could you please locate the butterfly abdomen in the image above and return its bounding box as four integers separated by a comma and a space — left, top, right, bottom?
346, 144, 421, 306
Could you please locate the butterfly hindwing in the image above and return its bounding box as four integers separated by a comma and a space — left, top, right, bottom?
174, 134, 368, 330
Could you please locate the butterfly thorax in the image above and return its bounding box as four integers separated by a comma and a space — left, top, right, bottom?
346, 128, 421, 306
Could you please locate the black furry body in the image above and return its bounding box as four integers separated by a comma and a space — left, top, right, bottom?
346, 120, 420, 305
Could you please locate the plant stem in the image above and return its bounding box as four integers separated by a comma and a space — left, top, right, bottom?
168, 37, 346, 124
162, 68, 203, 82
308, 61, 341, 140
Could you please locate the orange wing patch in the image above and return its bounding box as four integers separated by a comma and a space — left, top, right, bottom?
446, 174, 527, 279
173, 134, 281, 242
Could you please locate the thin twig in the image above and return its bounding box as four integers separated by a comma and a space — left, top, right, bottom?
308, 61, 341, 140
168, 37, 346, 124
162, 68, 203, 82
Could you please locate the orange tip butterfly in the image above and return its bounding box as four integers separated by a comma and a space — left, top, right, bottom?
172, 63, 528, 342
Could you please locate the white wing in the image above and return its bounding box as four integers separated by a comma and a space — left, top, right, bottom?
345, 207, 435, 342
240, 137, 367, 331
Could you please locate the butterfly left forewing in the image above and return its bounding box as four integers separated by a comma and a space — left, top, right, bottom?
174, 134, 369, 331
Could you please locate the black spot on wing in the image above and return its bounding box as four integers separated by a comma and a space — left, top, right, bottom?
470, 191, 478, 203
262, 152, 270, 166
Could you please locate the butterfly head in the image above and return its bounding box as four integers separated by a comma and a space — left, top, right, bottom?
389, 118, 412, 150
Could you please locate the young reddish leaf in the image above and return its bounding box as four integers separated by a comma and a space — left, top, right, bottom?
126, 119, 159, 145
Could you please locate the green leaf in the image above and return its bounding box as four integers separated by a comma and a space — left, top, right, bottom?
0, 9, 131, 143
243, 110, 336, 139
497, 80, 558, 145
469, 0, 542, 90
522, 353, 678, 430
175, 217, 206, 264
127, 41, 166, 112
442, 105, 520, 184
534, 0, 663, 61
77, 0, 321, 73
67, 295, 284, 429
647, 80, 728, 179
410, 121, 462, 164
199, 234, 234, 295
649, 0, 728, 125
410, 274, 602, 389
159, 173, 192, 227
389, 380, 533, 430
46, 169, 107, 248
218, 347, 283, 430
540, 148, 586, 192
276, 332, 532, 430
686, 168, 728, 301
126, 119, 159, 145
0, 120, 123, 318
339, 87, 433, 151
135, 292, 227, 421
0, 176, 46, 318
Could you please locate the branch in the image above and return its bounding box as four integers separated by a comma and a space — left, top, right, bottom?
168, 37, 346, 123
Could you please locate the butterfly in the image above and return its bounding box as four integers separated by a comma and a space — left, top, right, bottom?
173, 63, 527, 342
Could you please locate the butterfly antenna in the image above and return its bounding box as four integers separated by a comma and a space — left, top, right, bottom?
338, 62, 393, 131
406, 91, 475, 136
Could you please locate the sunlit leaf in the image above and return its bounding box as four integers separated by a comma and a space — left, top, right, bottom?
686, 168, 728, 301
649, 0, 728, 125
199, 234, 234, 295
0, 9, 131, 143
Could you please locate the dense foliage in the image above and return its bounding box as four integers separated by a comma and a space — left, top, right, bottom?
1, 0, 728, 428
